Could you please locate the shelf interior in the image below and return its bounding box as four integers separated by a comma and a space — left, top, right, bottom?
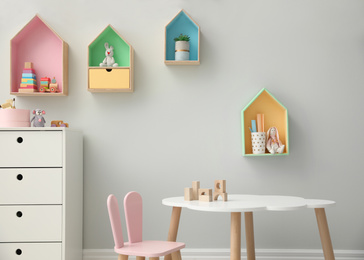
242, 89, 288, 156
11, 15, 65, 93
89, 25, 130, 67
165, 10, 199, 61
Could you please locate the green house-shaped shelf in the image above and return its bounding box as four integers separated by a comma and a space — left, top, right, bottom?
88, 25, 134, 92
241, 89, 289, 156
10, 14, 68, 96
165, 10, 200, 65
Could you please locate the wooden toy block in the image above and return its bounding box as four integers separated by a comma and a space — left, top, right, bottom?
213, 191, 228, 201
24, 62, 33, 69
213, 179, 228, 201
198, 188, 212, 197
184, 188, 193, 201
221, 193, 228, 201
214, 180, 226, 193
198, 188, 212, 202
192, 181, 200, 200
18, 88, 38, 93
199, 194, 212, 202
198, 189, 212, 196
184, 181, 201, 201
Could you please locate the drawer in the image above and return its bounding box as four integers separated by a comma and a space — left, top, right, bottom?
0, 205, 62, 242
89, 68, 130, 89
0, 168, 62, 204
0, 131, 62, 167
0, 243, 61, 260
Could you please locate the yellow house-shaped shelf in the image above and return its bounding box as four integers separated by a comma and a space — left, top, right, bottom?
241, 89, 289, 156
88, 25, 134, 92
10, 14, 68, 96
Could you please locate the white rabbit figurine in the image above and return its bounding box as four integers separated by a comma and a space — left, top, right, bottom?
266, 126, 285, 154
99, 42, 118, 67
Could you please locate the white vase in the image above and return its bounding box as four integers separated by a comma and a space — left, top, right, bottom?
175, 41, 190, 61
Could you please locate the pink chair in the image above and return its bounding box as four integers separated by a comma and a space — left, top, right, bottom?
107, 192, 185, 260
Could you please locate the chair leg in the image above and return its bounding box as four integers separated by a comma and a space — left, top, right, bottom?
136, 257, 145, 260
171, 250, 182, 260
118, 255, 128, 260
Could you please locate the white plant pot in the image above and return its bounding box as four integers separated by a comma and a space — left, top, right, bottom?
175, 41, 190, 61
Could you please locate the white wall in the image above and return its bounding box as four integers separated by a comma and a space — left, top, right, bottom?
1, 0, 364, 252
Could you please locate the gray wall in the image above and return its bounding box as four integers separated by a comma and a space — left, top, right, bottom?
1, 0, 363, 251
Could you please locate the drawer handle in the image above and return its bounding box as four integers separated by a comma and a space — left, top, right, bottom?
17, 137, 23, 143
16, 249, 22, 255
17, 174, 23, 181
16, 211, 23, 218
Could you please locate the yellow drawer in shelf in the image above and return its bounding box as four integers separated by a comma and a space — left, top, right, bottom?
88, 68, 130, 91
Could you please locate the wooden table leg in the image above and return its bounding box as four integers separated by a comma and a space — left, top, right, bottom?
315, 208, 335, 260
165, 207, 182, 260
244, 212, 256, 260
231, 212, 241, 260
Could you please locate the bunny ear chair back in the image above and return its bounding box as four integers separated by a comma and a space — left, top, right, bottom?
124, 191, 143, 243
107, 194, 124, 249
107, 192, 185, 259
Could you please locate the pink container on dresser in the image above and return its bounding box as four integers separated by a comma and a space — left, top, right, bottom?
0, 109, 30, 127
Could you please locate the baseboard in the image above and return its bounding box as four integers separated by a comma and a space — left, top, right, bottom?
83, 248, 364, 260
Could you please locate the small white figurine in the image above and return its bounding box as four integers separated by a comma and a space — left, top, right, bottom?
266, 127, 285, 154
99, 42, 118, 67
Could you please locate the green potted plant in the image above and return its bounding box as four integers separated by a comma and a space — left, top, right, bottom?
174, 34, 190, 61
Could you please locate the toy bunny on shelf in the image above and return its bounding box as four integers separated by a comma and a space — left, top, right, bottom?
266, 127, 285, 154
99, 42, 118, 67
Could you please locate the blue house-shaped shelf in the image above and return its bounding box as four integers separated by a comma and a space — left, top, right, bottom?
165, 10, 200, 65
241, 89, 289, 156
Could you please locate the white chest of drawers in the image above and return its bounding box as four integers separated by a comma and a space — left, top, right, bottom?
0, 128, 83, 260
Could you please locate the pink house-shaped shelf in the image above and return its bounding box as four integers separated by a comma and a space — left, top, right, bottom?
10, 15, 68, 96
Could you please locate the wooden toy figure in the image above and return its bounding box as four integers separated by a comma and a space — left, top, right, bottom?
39, 77, 50, 92
266, 127, 285, 154
51, 120, 69, 127
49, 77, 59, 93
99, 42, 118, 67
31, 109, 46, 127
0, 98, 15, 109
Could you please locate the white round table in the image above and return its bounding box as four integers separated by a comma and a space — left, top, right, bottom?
162, 195, 335, 260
